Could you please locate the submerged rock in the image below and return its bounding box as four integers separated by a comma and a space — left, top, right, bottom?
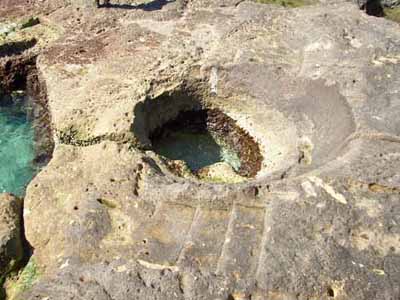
197, 162, 245, 184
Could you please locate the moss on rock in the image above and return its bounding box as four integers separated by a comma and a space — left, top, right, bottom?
6, 258, 40, 300
385, 7, 400, 23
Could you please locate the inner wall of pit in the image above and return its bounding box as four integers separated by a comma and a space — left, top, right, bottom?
132, 77, 357, 182
132, 85, 301, 180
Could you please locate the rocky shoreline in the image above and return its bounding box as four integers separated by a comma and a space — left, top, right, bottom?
0, 194, 25, 299
1, 0, 400, 299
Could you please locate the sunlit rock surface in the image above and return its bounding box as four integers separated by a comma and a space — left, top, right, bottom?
1, 0, 400, 299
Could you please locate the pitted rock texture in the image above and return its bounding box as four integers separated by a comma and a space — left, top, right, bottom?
0, 194, 23, 280
1, 0, 400, 299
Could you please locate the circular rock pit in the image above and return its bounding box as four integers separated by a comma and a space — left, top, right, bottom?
149, 108, 263, 183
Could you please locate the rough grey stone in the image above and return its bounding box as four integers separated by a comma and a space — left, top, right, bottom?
0, 193, 23, 280
1, 0, 400, 299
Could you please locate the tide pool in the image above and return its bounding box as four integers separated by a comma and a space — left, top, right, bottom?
0, 94, 35, 196
152, 130, 241, 172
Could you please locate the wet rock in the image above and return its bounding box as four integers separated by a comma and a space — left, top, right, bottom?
197, 162, 245, 183
166, 159, 195, 179
0, 193, 24, 280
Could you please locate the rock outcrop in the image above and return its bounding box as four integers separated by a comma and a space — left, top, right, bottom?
1, 0, 400, 299
0, 194, 24, 281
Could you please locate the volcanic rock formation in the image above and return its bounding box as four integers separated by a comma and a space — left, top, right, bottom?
0, 194, 24, 296
1, 0, 400, 299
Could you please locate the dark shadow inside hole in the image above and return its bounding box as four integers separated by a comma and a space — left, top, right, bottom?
0, 39, 37, 58
99, 0, 173, 10
133, 89, 263, 179
358, 0, 384, 16
327, 287, 335, 298
150, 109, 242, 173
132, 88, 204, 150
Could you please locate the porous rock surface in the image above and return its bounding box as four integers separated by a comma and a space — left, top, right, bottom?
1, 0, 400, 299
0, 194, 23, 280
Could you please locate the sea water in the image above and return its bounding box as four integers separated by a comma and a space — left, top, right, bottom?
152, 130, 241, 172
0, 94, 35, 196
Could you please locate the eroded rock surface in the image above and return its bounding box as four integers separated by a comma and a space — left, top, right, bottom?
0, 194, 24, 281
1, 0, 400, 299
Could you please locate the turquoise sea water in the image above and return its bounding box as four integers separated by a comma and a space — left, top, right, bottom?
152, 130, 241, 172
0, 96, 35, 196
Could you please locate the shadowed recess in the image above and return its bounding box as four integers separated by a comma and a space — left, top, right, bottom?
150, 109, 262, 179
0, 39, 37, 58
101, 0, 174, 10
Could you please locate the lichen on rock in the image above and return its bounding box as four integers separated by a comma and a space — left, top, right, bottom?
5, 258, 40, 300
385, 6, 400, 22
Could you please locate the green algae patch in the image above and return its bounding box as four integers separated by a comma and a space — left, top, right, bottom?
254, 0, 318, 7
384, 7, 400, 23
57, 124, 102, 146
5, 258, 40, 300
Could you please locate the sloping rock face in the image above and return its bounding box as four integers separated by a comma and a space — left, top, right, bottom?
0, 194, 24, 281
382, 0, 400, 7
1, 0, 400, 299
